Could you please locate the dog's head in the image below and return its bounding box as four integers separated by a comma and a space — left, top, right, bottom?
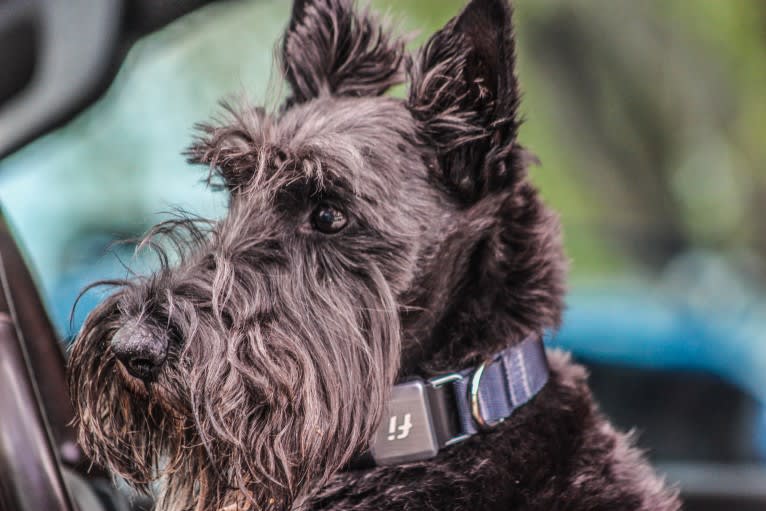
68, 0, 565, 509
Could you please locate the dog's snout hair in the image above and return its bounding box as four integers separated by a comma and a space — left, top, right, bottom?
70, 204, 404, 508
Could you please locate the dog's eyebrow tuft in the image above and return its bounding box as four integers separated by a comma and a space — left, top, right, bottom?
263, 154, 357, 203
185, 101, 279, 192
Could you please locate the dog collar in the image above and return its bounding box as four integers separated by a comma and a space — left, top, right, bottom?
359, 335, 549, 467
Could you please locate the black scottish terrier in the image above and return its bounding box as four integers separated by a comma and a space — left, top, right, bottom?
68, 0, 681, 509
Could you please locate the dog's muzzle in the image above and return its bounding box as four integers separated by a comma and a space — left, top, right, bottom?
111, 323, 168, 381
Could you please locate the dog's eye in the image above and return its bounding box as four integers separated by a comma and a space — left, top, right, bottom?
312, 205, 348, 234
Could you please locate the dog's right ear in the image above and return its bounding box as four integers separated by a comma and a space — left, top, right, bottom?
409, 0, 525, 203
281, 0, 407, 105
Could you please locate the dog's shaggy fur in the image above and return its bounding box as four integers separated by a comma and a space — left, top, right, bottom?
68, 0, 682, 510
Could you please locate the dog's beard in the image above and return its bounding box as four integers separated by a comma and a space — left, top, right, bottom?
69, 265, 401, 511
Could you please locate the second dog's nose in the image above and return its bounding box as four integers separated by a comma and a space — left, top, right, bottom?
111, 323, 168, 381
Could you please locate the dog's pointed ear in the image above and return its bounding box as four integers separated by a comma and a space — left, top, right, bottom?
281, 0, 407, 105
409, 0, 526, 202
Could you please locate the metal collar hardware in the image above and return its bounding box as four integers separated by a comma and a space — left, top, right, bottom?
366, 335, 549, 467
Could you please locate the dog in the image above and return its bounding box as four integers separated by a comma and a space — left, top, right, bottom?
68, 0, 682, 509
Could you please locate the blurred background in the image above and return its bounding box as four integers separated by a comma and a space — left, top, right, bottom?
0, 0, 765, 507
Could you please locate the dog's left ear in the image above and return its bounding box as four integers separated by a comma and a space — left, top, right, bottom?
409, 0, 526, 202
282, 0, 407, 105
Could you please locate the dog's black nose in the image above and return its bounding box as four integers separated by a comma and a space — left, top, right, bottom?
111, 323, 168, 381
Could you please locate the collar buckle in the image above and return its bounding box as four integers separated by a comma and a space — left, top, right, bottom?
470, 360, 505, 430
